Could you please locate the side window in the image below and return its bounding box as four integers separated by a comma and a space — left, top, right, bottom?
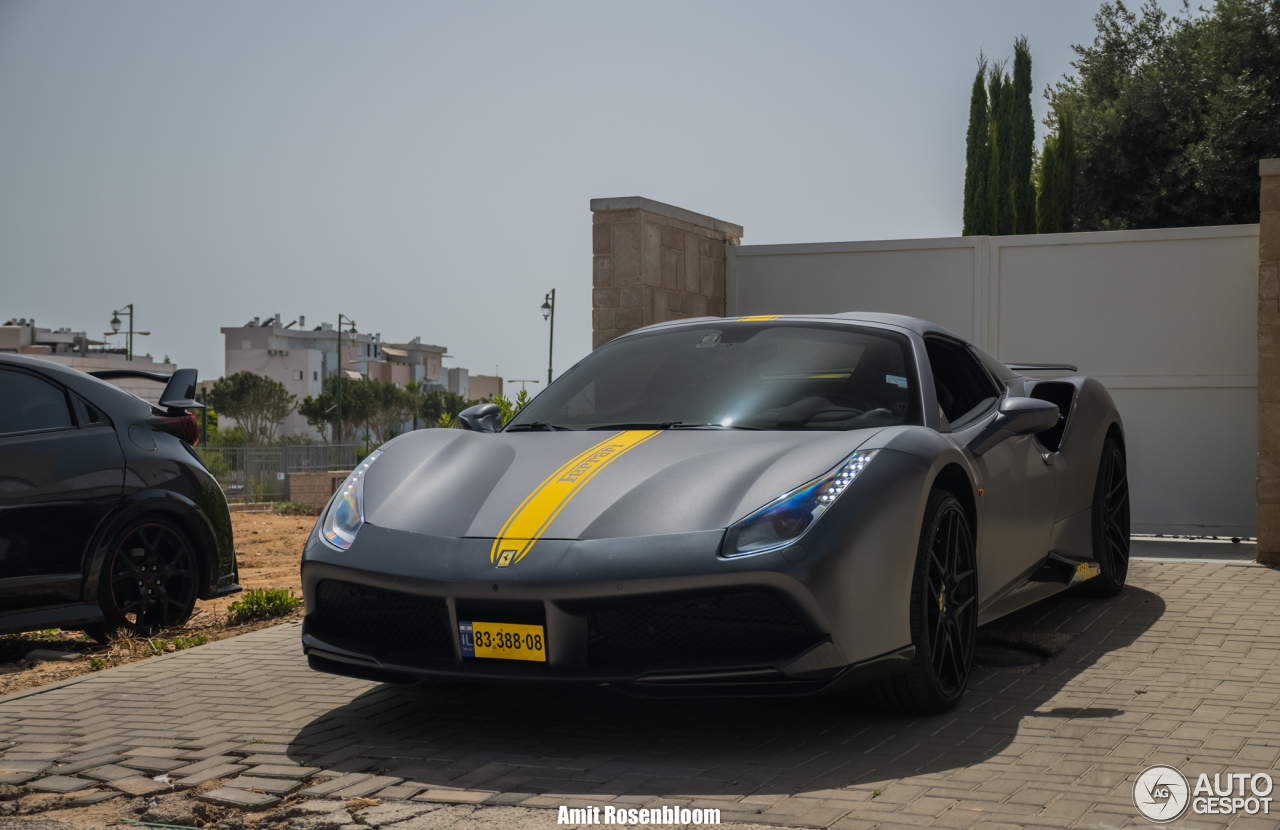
925, 339, 1000, 431
72, 393, 111, 428
0, 369, 74, 436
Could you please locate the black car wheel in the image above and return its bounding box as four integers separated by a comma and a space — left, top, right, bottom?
869, 489, 977, 714
86, 518, 200, 641
1075, 436, 1129, 597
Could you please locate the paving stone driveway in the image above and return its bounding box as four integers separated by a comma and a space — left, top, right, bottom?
2, 560, 1279, 829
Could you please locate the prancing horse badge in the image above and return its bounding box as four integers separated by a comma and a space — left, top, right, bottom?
496, 549, 517, 568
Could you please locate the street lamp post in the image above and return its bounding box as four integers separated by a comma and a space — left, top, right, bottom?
541, 289, 555, 385
336, 315, 357, 444
508, 379, 541, 393
107, 304, 149, 361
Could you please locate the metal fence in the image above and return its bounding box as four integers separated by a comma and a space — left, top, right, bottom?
197, 444, 360, 503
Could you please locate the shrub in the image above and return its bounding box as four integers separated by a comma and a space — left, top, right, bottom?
88, 657, 106, 671
272, 501, 314, 517
227, 588, 300, 625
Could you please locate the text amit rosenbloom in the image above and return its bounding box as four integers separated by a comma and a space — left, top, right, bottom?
558, 806, 721, 825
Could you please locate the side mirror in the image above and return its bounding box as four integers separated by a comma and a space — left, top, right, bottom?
967, 397, 1059, 457
456, 403, 503, 433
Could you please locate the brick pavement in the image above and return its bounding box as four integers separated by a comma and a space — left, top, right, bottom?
1, 561, 1279, 828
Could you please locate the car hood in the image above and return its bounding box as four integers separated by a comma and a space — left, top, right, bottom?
363, 427, 883, 542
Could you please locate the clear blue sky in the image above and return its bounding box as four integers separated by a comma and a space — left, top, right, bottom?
0, 1, 1184, 387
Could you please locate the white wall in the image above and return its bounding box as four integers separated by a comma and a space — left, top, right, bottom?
728, 224, 1260, 536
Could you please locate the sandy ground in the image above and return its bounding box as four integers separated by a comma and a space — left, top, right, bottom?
0, 511, 314, 697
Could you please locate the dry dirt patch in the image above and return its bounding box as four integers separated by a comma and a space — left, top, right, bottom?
0, 511, 313, 696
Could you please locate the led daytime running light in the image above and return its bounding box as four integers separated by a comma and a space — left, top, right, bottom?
321, 449, 383, 550
724, 449, 878, 557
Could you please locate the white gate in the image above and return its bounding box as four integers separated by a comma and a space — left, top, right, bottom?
728, 224, 1259, 536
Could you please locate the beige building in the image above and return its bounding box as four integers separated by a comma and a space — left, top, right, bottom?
220, 314, 450, 439
469, 374, 502, 401
1, 317, 175, 405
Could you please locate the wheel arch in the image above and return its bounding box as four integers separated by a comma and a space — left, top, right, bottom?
929, 462, 978, 533
84, 491, 225, 605
1105, 421, 1126, 457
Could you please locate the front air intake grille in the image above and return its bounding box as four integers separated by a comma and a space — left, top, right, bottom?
310, 580, 454, 662
587, 592, 812, 668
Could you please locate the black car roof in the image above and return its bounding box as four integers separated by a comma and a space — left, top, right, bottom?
0, 353, 156, 414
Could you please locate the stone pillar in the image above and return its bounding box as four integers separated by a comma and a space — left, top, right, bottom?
590, 197, 742, 349
1258, 158, 1280, 564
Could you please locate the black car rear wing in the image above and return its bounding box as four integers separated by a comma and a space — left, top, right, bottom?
88, 368, 205, 410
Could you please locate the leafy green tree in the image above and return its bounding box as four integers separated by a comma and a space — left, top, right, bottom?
963, 57, 992, 235
368, 381, 416, 443
1010, 37, 1036, 234
299, 376, 376, 443
206, 372, 296, 444
1045, 0, 1280, 230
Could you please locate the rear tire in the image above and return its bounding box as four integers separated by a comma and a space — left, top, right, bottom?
1075, 435, 1129, 598
867, 490, 977, 714
84, 517, 200, 642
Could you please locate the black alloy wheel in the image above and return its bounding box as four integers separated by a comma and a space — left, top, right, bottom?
86, 518, 199, 641
1076, 436, 1130, 597
869, 490, 977, 714
925, 498, 978, 698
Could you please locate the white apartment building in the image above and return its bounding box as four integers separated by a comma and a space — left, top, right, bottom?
220, 314, 450, 439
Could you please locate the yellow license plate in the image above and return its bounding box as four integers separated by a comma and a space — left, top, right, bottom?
459, 621, 546, 662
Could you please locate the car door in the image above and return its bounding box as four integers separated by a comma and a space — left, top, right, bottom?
924, 338, 1060, 604
0, 367, 124, 613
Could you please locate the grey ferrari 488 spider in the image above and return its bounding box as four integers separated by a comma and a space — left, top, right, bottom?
301, 312, 1129, 713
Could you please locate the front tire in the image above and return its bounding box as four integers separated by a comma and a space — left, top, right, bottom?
1075, 435, 1129, 597
85, 517, 200, 642
868, 490, 977, 714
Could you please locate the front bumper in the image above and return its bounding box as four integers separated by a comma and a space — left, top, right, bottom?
300, 525, 913, 697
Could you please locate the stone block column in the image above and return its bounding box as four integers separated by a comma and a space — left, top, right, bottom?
591, 197, 742, 349
1258, 158, 1280, 563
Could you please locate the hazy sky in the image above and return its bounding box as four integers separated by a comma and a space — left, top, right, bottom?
0, 1, 1183, 388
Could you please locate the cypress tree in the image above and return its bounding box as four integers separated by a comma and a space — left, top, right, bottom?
1037, 134, 1060, 233
1036, 110, 1076, 233
1058, 110, 1075, 232
962, 57, 990, 236
1010, 37, 1035, 235
986, 67, 1016, 235
986, 68, 1004, 236
997, 74, 1015, 234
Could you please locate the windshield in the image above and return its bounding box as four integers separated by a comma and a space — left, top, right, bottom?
508, 322, 921, 431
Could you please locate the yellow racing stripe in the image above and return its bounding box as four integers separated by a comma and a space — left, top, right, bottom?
738, 315, 781, 321
490, 430, 662, 565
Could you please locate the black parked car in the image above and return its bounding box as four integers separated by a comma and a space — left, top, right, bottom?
0, 354, 240, 639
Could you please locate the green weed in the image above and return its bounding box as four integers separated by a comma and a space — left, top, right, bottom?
227, 588, 300, 625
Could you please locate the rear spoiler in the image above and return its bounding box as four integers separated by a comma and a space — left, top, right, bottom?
88, 368, 205, 410
1005, 363, 1078, 372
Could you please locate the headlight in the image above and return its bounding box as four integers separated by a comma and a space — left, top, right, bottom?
321, 449, 383, 550
722, 450, 877, 558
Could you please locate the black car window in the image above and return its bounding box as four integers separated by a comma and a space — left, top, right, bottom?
511, 322, 921, 431
0, 369, 74, 436
72, 393, 111, 428
925, 338, 1000, 431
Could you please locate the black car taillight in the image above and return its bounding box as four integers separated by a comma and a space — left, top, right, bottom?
146, 412, 199, 446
